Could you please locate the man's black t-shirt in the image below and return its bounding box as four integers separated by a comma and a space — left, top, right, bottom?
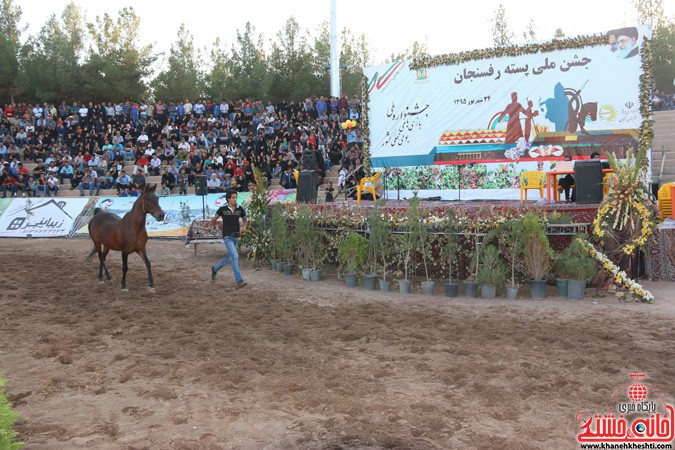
216, 204, 246, 238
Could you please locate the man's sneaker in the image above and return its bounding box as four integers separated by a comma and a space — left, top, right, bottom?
211, 267, 217, 281
236, 281, 247, 289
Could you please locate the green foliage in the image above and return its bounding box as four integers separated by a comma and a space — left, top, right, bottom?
269, 204, 290, 262
522, 212, 553, 281
0, 0, 22, 102
366, 201, 387, 276
546, 211, 572, 224
294, 205, 322, 269
399, 194, 422, 280
244, 167, 272, 267
178, 201, 191, 227
18, 3, 85, 101
652, 20, 675, 92
338, 232, 368, 274
0, 373, 24, 450
152, 24, 203, 102
384, 164, 523, 190
490, 218, 526, 288
556, 236, 597, 282
441, 210, 461, 281
225, 22, 268, 101
477, 244, 507, 286
490, 3, 515, 47
82, 8, 153, 101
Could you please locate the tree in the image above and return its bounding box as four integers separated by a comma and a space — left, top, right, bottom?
83, 7, 154, 101
339, 29, 371, 97
0, 0, 23, 103
651, 20, 675, 92
554, 28, 566, 38
152, 24, 203, 102
633, 0, 664, 28
267, 17, 314, 101
634, 0, 674, 92
226, 22, 267, 100
523, 19, 537, 41
18, 1, 85, 101
203, 38, 232, 101
310, 21, 331, 95
387, 39, 429, 63
490, 3, 514, 47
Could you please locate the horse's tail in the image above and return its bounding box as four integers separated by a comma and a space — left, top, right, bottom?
86, 247, 97, 261
93, 207, 102, 214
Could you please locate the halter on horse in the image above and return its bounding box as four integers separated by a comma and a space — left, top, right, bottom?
88, 184, 166, 291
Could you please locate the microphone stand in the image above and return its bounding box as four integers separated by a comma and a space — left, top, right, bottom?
382, 165, 388, 201
456, 164, 464, 203
397, 169, 401, 201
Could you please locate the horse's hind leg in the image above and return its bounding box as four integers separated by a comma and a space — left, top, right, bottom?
101, 247, 112, 280
121, 252, 129, 292
138, 249, 155, 292
96, 250, 105, 283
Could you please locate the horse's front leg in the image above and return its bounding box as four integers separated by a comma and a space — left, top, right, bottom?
138, 249, 155, 292
121, 252, 129, 292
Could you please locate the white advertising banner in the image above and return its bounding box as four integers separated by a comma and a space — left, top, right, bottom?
0, 198, 89, 237
364, 26, 650, 169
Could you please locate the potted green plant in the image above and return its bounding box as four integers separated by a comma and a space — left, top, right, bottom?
398, 195, 421, 294
522, 212, 554, 299
338, 232, 368, 288
554, 253, 570, 297
309, 228, 324, 282
294, 205, 319, 280
272, 205, 294, 275
415, 201, 435, 295
463, 224, 481, 298
368, 201, 392, 291
269, 204, 286, 272
558, 236, 597, 300
477, 244, 507, 299
442, 210, 461, 297
495, 218, 525, 299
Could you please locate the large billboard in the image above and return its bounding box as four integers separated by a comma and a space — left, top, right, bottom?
365, 26, 650, 170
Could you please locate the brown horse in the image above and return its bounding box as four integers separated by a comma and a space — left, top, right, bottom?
88, 184, 166, 291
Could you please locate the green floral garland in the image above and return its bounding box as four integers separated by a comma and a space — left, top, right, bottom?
410, 34, 607, 70
361, 74, 371, 175
578, 238, 653, 303
638, 36, 654, 161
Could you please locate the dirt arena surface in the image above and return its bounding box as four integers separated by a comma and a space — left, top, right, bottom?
0, 238, 674, 449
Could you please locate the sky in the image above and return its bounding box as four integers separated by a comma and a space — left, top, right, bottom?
18, 0, 675, 66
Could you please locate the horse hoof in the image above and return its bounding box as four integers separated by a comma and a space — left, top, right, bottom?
148, 287, 155, 293
121, 288, 128, 292
98, 280, 105, 285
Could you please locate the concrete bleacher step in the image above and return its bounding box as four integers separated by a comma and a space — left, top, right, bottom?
653, 110, 675, 183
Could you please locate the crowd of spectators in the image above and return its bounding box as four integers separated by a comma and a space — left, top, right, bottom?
0, 95, 365, 198
653, 89, 675, 111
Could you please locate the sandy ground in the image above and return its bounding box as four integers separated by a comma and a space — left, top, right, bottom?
0, 238, 674, 450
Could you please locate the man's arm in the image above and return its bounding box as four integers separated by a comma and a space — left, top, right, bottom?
210, 212, 220, 228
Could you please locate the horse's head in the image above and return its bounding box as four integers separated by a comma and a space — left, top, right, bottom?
142, 184, 166, 222
583, 102, 598, 121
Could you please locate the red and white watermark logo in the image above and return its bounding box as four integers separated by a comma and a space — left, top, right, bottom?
577, 373, 674, 445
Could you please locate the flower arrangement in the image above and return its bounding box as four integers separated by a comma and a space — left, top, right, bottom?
243, 167, 272, 267
577, 238, 653, 303
592, 149, 658, 255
